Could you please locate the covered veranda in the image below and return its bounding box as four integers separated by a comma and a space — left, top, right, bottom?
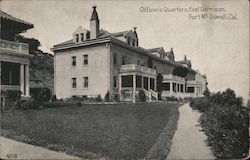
119, 64, 157, 102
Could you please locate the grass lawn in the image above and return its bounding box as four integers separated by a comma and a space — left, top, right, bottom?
1, 102, 180, 159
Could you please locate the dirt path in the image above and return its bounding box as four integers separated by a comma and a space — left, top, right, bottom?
167, 103, 215, 159
0, 136, 80, 159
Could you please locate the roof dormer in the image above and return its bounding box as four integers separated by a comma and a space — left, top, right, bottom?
73, 26, 90, 43
125, 27, 139, 47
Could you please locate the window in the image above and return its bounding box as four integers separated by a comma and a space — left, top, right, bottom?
137, 60, 140, 65
83, 77, 88, 88
81, 33, 84, 41
83, 55, 88, 65
162, 83, 170, 91
127, 37, 131, 45
132, 39, 135, 47
122, 55, 126, 65
113, 53, 117, 65
72, 56, 76, 66
72, 78, 77, 88
136, 75, 142, 88
113, 76, 117, 88
76, 34, 79, 42
121, 75, 133, 87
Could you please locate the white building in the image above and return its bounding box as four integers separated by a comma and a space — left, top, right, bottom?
52, 6, 207, 102
0, 10, 33, 104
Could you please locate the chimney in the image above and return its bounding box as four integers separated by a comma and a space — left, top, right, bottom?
90, 6, 100, 39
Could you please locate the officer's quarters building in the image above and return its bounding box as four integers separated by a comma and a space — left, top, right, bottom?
0, 10, 33, 101
52, 7, 207, 102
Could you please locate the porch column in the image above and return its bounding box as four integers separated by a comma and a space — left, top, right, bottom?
141, 76, 144, 89
132, 74, 136, 103
25, 64, 30, 96
170, 81, 173, 95
119, 74, 122, 101
148, 77, 150, 91
20, 64, 25, 96
154, 78, 156, 91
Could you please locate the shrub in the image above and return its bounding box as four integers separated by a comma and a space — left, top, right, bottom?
203, 88, 211, 97
30, 87, 51, 104
96, 95, 102, 102
105, 91, 110, 102
5, 90, 22, 100
190, 89, 249, 159
37, 88, 51, 104
51, 95, 57, 102
138, 90, 146, 102
20, 99, 39, 110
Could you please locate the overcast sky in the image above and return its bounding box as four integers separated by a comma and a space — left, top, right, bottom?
1, 0, 249, 102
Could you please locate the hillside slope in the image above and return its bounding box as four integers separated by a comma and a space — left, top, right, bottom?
29, 51, 54, 91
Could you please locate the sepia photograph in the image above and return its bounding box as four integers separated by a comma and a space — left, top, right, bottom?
0, 0, 249, 159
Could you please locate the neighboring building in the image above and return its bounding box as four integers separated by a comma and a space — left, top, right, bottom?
52, 6, 207, 102
0, 10, 33, 102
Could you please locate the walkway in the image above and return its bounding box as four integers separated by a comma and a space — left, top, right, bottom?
167, 103, 215, 159
0, 136, 81, 159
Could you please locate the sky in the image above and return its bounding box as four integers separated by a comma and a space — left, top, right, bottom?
1, 0, 249, 102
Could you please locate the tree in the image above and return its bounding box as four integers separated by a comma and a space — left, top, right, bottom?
203, 88, 211, 97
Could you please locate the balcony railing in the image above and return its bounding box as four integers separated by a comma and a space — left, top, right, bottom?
163, 74, 185, 82
0, 39, 29, 54
120, 64, 156, 75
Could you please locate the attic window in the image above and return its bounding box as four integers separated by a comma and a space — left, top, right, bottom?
132, 39, 135, 47
81, 33, 84, 41
76, 34, 79, 42
127, 37, 131, 45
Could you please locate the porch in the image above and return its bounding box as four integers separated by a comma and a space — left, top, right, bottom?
0, 61, 30, 97
119, 64, 158, 102
161, 74, 186, 99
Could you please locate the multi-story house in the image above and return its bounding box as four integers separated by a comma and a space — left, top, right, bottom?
52, 6, 207, 102
0, 10, 33, 104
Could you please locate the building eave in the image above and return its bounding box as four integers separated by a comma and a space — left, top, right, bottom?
51, 36, 111, 53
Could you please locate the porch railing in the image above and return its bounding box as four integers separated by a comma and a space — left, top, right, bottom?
0, 39, 29, 54
120, 64, 156, 75
163, 74, 185, 82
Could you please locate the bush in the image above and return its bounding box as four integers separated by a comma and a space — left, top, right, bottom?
203, 88, 211, 97
190, 88, 249, 159
138, 90, 146, 102
37, 88, 51, 104
105, 91, 110, 102
96, 95, 102, 102
5, 90, 22, 100
20, 99, 39, 110
51, 95, 57, 102
30, 87, 51, 103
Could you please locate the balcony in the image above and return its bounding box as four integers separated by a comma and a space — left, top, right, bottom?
163, 74, 185, 82
120, 64, 156, 76
0, 39, 29, 54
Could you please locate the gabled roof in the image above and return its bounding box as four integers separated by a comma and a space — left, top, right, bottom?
0, 10, 33, 29
147, 47, 161, 53
111, 30, 131, 37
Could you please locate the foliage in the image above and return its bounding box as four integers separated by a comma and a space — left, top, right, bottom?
203, 88, 211, 97
138, 90, 146, 102
190, 88, 249, 159
3, 90, 22, 100
96, 94, 102, 102
105, 91, 110, 102
20, 98, 39, 110
51, 95, 57, 102
17, 35, 41, 54
30, 87, 51, 104
37, 88, 51, 103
